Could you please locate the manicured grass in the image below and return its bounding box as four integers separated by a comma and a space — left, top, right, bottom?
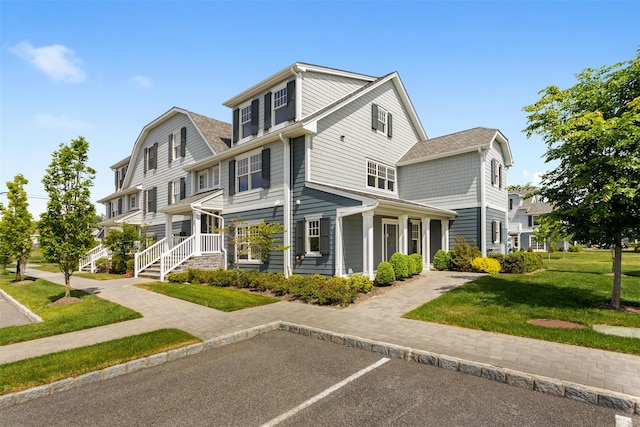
75, 272, 128, 280
0, 329, 199, 394
28, 263, 62, 273
0, 277, 141, 345
404, 251, 640, 355
137, 282, 280, 312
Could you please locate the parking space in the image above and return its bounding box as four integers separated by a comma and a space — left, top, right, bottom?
0, 331, 637, 426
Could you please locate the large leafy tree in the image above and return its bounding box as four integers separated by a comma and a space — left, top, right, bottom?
0, 174, 34, 280
524, 51, 640, 309
39, 137, 97, 299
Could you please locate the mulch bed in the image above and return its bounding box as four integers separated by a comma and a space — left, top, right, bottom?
11, 280, 36, 286
528, 319, 585, 329
47, 297, 82, 307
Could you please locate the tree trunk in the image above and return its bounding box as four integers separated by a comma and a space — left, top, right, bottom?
611, 233, 622, 310
16, 259, 22, 281
65, 272, 71, 299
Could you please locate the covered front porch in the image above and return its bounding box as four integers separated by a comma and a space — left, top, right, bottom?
335, 199, 457, 280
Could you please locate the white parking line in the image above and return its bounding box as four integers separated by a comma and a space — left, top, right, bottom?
615, 414, 633, 427
260, 357, 391, 427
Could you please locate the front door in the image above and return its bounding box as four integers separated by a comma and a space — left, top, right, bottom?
430, 220, 442, 260
383, 221, 398, 261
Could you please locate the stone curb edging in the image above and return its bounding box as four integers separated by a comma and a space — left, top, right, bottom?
1, 321, 639, 416
278, 322, 640, 416
0, 322, 281, 410
0, 289, 43, 323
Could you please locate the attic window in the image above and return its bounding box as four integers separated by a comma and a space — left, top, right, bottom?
371, 104, 392, 137
241, 105, 252, 139
273, 86, 287, 125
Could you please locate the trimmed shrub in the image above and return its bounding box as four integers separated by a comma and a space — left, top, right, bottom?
166, 271, 189, 283
568, 245, 583, 252
408, 253, 423, 275
471, 257, 501, 275
500, 252, 543, 274
95, 257, 111, 273
389, 252, 409, 279
375, 261, 396, 285
433, 249, 452, 271
450, 238, 481, 272
349, 275, 373, 294
316, 276, 354, 306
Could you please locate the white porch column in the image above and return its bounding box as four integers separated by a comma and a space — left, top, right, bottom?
398, 214, 408, 255
442, 219, 450, 252
193, 211, 202, 256
335, 215, 344, 277
422, 217, 430, 271
165, 214, 173, 249
362, 211, 374, 280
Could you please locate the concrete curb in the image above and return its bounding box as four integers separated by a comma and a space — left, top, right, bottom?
1, 321, 639, 416
0, 289, 43, 323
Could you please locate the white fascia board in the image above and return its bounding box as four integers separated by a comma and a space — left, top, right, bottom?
376, 200, 457, 219
492, 130, 514, 167
306, 181, 377, 205
396, 144, 489, 166
190, 189, 224, 209
97, 185, 142, 204
110, 156, 131, 170
390, 75, 428, 141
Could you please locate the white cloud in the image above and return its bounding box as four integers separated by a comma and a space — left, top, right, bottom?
131, 75, 153, 89
10, 41, 86, 83
34, 113, 94, 131
533, 172, 544, 186
522, 169, 529, 178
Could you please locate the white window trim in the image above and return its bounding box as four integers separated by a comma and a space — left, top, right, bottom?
171, 131, 181, 160
170, 179, 181, 204
305, 215, 323, 257
382, 219, 399, 261
129, 195, 137, 210
529, 235, 546, 251
272, 83, 288, 129
493, 220, 501, 244
197, 170, 210, 192
376, 106, 388, 135
237, 221, 262, 264
366, 159, 396, 193
236, 150, 262, 194
410, 220, 421, 254
239, 101, 253, 142
212, 165, 220, 188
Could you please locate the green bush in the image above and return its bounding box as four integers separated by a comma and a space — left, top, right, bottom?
471, 257, 501, 275
635, 245, 640, 253
568, 245, 583, 252
375, 261, 396, 285
389, 252, 409, 279
500, 252, 543, 274
408, 253, 423, 275
316, 276, 354, 306
349, 275, 373, 294
95, 257, 111, 273
433, 249, 452, 271
125, 258, 135, 274
450, 238, 481, 272
166, 271, 189, 283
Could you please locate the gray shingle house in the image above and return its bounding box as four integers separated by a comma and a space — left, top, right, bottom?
507, 188, 554, 251
90, 63, 513, 279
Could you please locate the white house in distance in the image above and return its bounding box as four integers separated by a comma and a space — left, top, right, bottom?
507, 187, 554, 251
91, 63, 514, 280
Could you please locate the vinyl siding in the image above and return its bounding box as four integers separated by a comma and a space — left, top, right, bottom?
486, 143, 508, 210
486, 207, 506, 254
301, 71, 369, 116
399, 151, 480, 209
449, 207, 481, 248
309, 80, 420, 195
342, 215, 364, 275
222, 206, 284, 273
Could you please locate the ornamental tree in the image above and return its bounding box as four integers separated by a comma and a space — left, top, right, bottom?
0, 174, 34, 280
39, 137, 96, 299
524, 51, 640, 309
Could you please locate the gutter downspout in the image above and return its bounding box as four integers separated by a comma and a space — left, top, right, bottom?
479, 147, 487, 257
279, 133, 292, 277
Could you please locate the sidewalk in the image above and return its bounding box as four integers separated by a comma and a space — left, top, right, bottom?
2, 268, 640, 399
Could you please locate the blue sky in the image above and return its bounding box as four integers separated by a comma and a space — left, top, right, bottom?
1, 0, 638, 217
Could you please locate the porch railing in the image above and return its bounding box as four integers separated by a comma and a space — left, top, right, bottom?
134, 238, 167, 278
79, 245, 111, 273
160, 235, 196, 281
200, 233, 222, 253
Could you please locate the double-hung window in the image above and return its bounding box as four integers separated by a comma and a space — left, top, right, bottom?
307, 219, 320, 254
530, 236, 545, 251
212, 165, 220, 188
367, 160, 395, 192
237, 224, 259, 263
198, 170, 209, 191
273, 86, 288, 125
411, 222, 421, 254
129, 195, 137, 210
170, 180, 180, 204
171, 133, 181, 159
241, 105, 252, 139
492, 220, 502, 244
377, 107, 388, 134
237, 152, 262, 192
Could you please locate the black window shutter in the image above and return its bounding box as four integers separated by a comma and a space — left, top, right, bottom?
201, 216, 208, 233
144, 148, 148, 173
180, 127, 187, 157
491, 221, 496, 242
168, 134, 173, 164
180, 177, 186, 199
153, 143, 158, 169
498, 165, 503, 189
142, 193, 146, 215
167, 181, 173, 205
261, 148, 271, 189
296, 220, 305, 256
286, 80, 296, 121
387, 113, 393, 137
264, 92, 272, 130
491, 159, 496, 185
107, 202, 112, 219
152, 187, 157, 213
232, 108, 239, 144
117, 198, 122, 215
228, 160, 236, 196
251, 99, 259, 136
114, 170, 118, 189
319, 218, 330, 255
528, 216, 533, 227
371, 104, 379, 131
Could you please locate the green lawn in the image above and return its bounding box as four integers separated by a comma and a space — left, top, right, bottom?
0, 277, 141, 345
0, 329, 199, 394
75, 272, 128, 280
405, 250, 640, 355
137, 282, 280, 312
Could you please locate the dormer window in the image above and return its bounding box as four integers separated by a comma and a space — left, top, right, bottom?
273, 86, 288, 125
241, 105, 252, 139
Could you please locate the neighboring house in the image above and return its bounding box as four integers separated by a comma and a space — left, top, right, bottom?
93, 63, 513, 280
507, 188, 554, 251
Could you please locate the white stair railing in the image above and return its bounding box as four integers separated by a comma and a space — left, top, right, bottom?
160, 235, 196, 281
135, 238, 167, 278
79, 245, 106, 272
200, 233, 222, 253
89, 247, 111, 273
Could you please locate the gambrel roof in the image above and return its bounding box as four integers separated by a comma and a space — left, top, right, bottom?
398, 127, 513, 167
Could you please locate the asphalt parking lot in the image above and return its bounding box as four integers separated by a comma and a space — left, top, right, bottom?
1, 331, 637, 427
